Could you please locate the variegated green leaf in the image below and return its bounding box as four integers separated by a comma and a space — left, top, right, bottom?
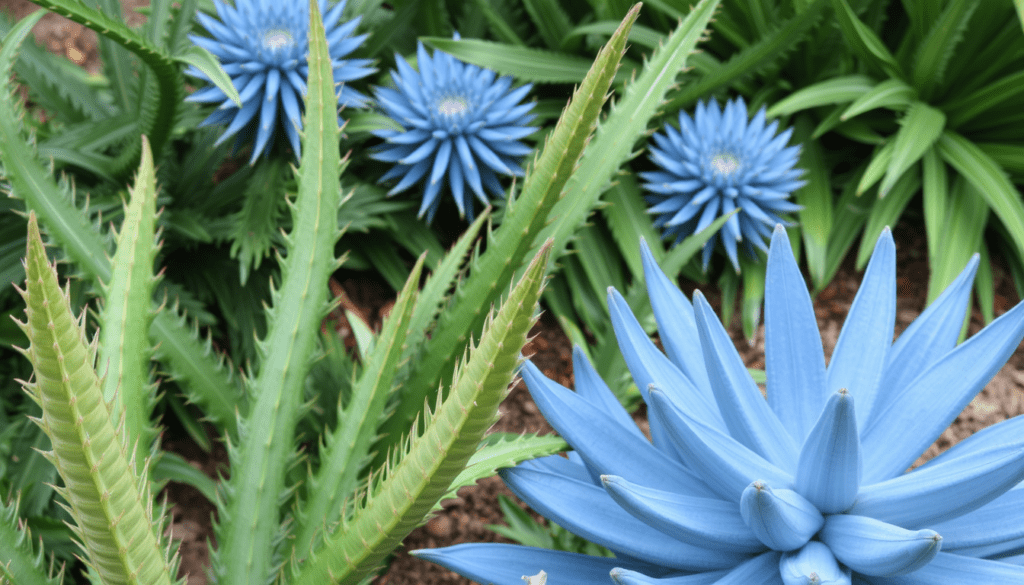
856, 167, 921, 268
766, 75, 875, 118
878, 102, 945, 197
840, 78, 916, 120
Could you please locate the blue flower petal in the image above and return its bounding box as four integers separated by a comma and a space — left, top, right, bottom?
931, 481, 1024, 558
571, 347, 646, 441
610, 568, 729, 584
764, 225, 827, 441
819, 514, 940, 576
710, 552, 785, 585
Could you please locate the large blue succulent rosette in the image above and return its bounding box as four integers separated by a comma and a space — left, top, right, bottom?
414, 226, 1024, 584
186, 0, 373, 163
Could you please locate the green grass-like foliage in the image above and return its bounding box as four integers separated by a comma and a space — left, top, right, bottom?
0, 2, 659, 584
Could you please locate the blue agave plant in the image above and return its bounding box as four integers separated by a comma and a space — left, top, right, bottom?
186, 0, 373, 162
641, 98, 805, 272
372, 40, 536, 222
414, 226, 1024, 584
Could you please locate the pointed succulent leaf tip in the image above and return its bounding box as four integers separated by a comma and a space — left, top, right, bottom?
740, 481, 823, 551
639, 238, 712, 391
764, 224, 826, 441
640, 96, 805, 271
825, 228, 895, 427
187, 0, 373, 163
780, 542, 850, 585
819, 514, 941, 576
372, 39, 536, 223
795, 388, 861, 514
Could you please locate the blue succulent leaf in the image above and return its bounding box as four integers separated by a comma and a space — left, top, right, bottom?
639, 239, 712, 391
795, 389, 861, 514
819, 514, 940, 576
648, 389, 794, 501
372, 40, 536, 222
739, 482, 823, 551
519, 361, 713, 496
418, 226, 1024, 583
571, 346, 646, 442
850, 441, 1024, 527
601, 475, 765, 554
609, 568, 728, 584
780, 542, 850, 585
607, 288, 726, 443
866, 553, 1024, 584
500, 466, 750, 571
825, 228, 896, 427
860, 298, 1024, 483
691, 289, 798, 469
187, 0, 373, 163
411, 543, 642, 585
641, 97, 805, 271
930, 482, 1024, 557
764, 226, 828, 441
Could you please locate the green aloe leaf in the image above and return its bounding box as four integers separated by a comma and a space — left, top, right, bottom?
603, 173, 663, 279
0, 495, 62, 585
17, 213, 177, 585
878, 101, 946, 197
766, 75, 875, 118
291, 242, 552, 585
174, 44, 242, 107
945, 70, 1024, 128
422, 37, 627, 84
666, 0, 827, 111
912, 0, 981, 98
830, 0, 904, 79
442, 434, 569, 503
522, 0, 572, 50
793, 116, 832, 289
857, 139, 896, 195
97, 135, 162, 467
27, 0, 184, 164
856, 167, 920, 269
927, 177, 989, 305
937, 130, 1024, 264
921, 147, 948, 266
291, 254, 426, 561
211, 1, 345, 583
840, 78, 916, 120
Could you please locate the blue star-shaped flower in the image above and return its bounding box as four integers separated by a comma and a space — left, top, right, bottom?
413, 227, 1024, 585
372, 41, 536, 222
186, 0, 374, 163
641, 97, 806, 271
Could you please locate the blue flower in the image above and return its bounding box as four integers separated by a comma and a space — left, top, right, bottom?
413, 226, 1024, 584
371, 41, 536, 222
186, 0, 373, 163
640, 98, 805, 271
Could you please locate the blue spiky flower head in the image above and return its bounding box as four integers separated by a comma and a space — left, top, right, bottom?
371, 40, 536, 222
641, 97, 805, 271
414, 227, 1024, 584
186, 0, 374, 163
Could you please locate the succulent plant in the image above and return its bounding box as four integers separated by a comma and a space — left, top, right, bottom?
640, 98, 805, 272
415, 225, 1024, 584
187, 0, 373, 162
371, 40, 536, 222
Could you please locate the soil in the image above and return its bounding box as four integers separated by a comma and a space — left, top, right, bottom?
3, 3, 1024, 585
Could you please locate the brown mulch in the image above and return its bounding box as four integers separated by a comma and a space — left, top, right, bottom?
3, 3, 1024, 585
